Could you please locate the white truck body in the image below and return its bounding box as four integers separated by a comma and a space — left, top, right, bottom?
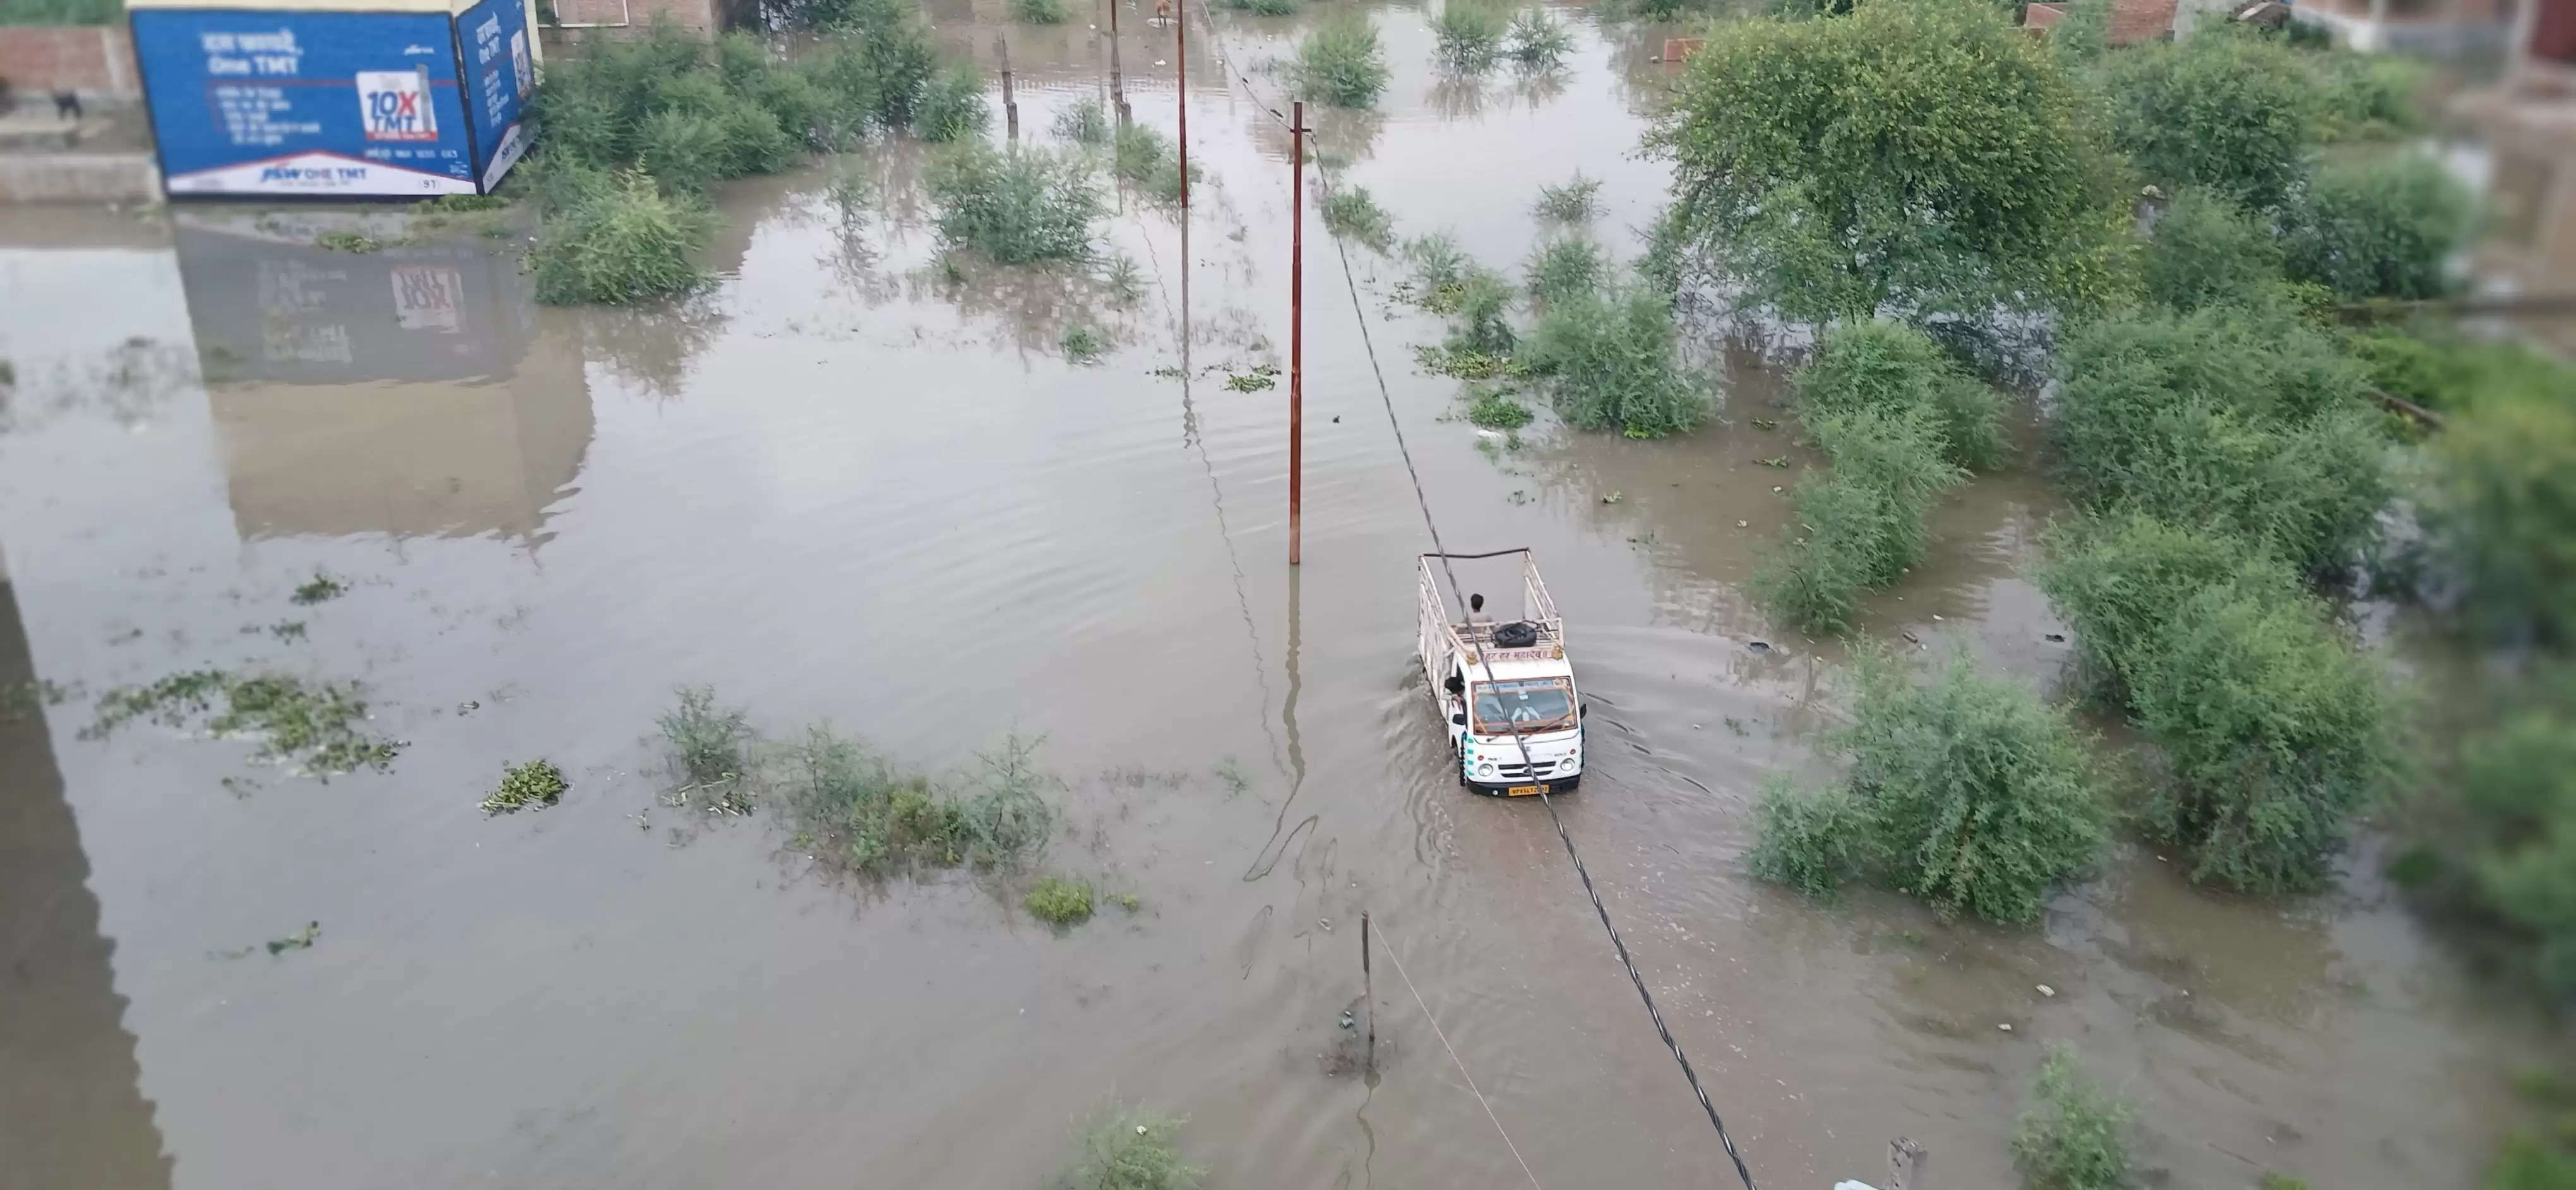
1417, 550, 1583, 795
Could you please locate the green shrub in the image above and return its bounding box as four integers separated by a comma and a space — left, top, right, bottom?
2457, 688, 2576, 994
2345, 323, 2575, 416
482, 760, 569, 815
2049, 305, 2391, 575
1505, 8, 1573, 69
1746, 778, 1872, 898
314, 229, 381, 254
1532, 172, 1601, 223
2310, 49, 2426, 144
1433, 0, 1508, 71
1444, 268, 1518, 357
1525, 237, 1604, 304
532, 168, 714, 306
1052, 1109, 1203, 1190
1222, 0, 1299, 14
2485, 1131, 2576, 1190
1754, 407, 1964, 634
2283, 152, 2473, 302
1294, 14, 1390, 107
1011, 0, 1068, 21
1841, 649, 2105, 923
1795, 320, 2006, 471
530, 25, 831, 179
2049, 0, 2110, 70
1406, 233, 1472, 300
1061, 325, 1108, 363
2144, 188, 2286, 312
924, 142, 1105, 263
797, 8, 943, 134
0, 0, 119, 23
1522, 286, 1702, 438
1054, 97, 1112, 145
1321, 186, 1395, 249
778, 728, 1053, 875
2033, 514, 2299, 707
1025, 875, 1097, 925
2421, 373, 2576, 647
2099, 30, 2318, 211
2013, 1046, 2131, 1190
1463, 387, 1534, 429
1112, 122, 1198, 203
914, 62, 991, 143
660, 685, 752, 788
2135, 580, 2397, 893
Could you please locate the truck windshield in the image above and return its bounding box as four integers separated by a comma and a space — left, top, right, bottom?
1472, 678, 1575, 734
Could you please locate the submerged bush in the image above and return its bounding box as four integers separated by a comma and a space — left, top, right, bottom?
1525, 237, 1604, 304
2454, 682, 2576, 995
925, 142, 1106, 263
2311, 49, 2427, 145
1751, 651, 2103, 923
914, 61, 991, 143
1443, 268, 1518, 357
1522, 286, 1702, 438
2282, 152, 2473, 303
1052, 1108, 1203, 1190
1532, 172, 1601, 223
532, 167, 714, 306
1112, 122, 1199, 203
2049, 305, 2390, 575
2144, 187, 2287, 313
1433, 0, 1508, 71
1795, 320, 2006, 471
1054, 97, 1112, 145
2420, 368, 2576, 647
482, 760, 568, 815
1011, 0, 1068, 21
1294, 14, 1390, 107
778, 728, 1054, 875
1406, 232, 1472, 296
1463, 386, 1534, 429
2098, 30, 2317, 211
1025, 875, 1097, 925
660, 685, 753, 788
1321, 186, 1395, 249
1754, 407, 1964, 634
1222, 0, 1299, 14
2033, 514, 2299, 706
2013, 1046, 2132, 1190
1505, 8, 1573, 69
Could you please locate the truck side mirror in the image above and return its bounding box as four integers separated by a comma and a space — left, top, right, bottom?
1581, 701, 1592, 718
1450, 712, 1467, 726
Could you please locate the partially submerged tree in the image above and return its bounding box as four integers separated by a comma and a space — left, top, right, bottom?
1647, 0, 2132, 325
2282, 152, 2474, 302
2141, 186, 2287, 312
2097, 29, 2317, 212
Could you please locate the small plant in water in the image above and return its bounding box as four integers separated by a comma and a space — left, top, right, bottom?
1525, 236, 1604, 303
315, 229, 383, 254
1112, 122, 1200, 204
1054, 97, 1112, 145
1433, 0, 1508, 72
482, 759, 569, 815
2012, 1045, 2131, 1190
1321, 186, 1394, 249
659, 685, 752, 791
1464, 386, 1534, 430
1052, 1107, 1205, 1190
1025, 874, 1098, 925
1104, 254, 1147, 306
1294, 13, 1390, 108
1405, 233, 1471, 298
531, 167, 714, 306
85, 670, 403, 776
291, 570, 349, 604
1505, 8, 1573, 69
1062, 325, 1109, 363
1011, 0, 1068, 21
926, 142, 1106, 264
1223, 364, 1280, 392
1532, 173, 1602, 223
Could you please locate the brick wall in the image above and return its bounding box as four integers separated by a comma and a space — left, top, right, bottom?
2108, 0, 2180, 43
0, 25, 140, 100
537, 0, 725, 42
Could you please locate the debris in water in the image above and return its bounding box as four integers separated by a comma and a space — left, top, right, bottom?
1756, 455, 1791, 468
85, 669, 403, 776
1601, 491, 1623, 505
2037, 984, 2056, 997
481, 759, 568, 815
1998, 1022, 2013, 1031
2045, 633, 2066, 642
458, 700, 480, 715
1750, 417, 1778, 430
217, 920, 321, 959
1736, 519, 1748, 527
1339, 1011, 1356, 1030
1223, 363, 1280, 392
1747, 640, 1772, 654
290, 570, 349, 604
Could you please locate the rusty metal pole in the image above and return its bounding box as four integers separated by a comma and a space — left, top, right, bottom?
1287, 100, 1304, 567
1360, 910, 1375, 1077
1107, 0, 1123, 112
998, 36, 1018, 141
1176, 1, 1189, 209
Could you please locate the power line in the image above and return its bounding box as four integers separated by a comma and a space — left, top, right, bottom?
1183, 9, 1763, 1188
1373, 920, 1547, 1190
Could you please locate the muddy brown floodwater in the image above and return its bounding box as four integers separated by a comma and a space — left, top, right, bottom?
1, 4, 2564, 1189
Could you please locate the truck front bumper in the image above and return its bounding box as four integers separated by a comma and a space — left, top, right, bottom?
1467, 774, 1581, 796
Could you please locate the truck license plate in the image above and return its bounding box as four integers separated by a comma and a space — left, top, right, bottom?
1506, 784, 1544, 796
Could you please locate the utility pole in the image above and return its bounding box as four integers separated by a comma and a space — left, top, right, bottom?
1287, 100, 1304, 567
998, 35, 1017, 140
1176, 0, 1188, 208
1107, 0, 1123, 114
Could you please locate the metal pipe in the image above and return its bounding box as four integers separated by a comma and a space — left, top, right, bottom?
1288, 100, 1304, 567
1176, 0, 1189, 209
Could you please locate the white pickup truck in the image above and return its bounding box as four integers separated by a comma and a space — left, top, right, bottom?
1417, 549, 1584, 795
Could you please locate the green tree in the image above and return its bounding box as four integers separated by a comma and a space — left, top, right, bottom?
2097, 30, 2318, 212
2013, 1046, 2132, 1190
2422, 368, 2576, 647
2142, 187, 2286, 311
1648, 0, 2132, 325
2456, 683, 2576, 995
2283, 152, 2474, 301
1796, 320, 2008, 471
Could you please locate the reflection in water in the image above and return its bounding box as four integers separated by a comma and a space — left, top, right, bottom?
172, 213, 593, 542
0, 560, 172, 1190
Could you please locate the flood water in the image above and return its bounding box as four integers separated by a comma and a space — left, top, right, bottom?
2, 4, 2564, 1188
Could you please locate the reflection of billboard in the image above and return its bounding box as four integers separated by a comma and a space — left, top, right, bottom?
175, 213, 532, 383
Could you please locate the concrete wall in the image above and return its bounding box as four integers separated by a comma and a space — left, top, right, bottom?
0, 25, 141, 100
537, 0, 729, 42
0, 152, 159, 203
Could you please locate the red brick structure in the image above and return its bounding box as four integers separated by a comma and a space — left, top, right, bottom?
2020, 0, 2181, 43
0, 25, 141, 101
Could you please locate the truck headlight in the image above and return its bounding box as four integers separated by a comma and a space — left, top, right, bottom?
1477, 762, 1495, 777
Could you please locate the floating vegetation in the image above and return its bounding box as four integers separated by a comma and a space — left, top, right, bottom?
290, 570, 349, 604
1532, 172, 1602, 223
1320, 186, 1394, 249
419, 193, 512, 213
1062, 325, 1109, 363
1025, 874, 1098, 925
1750, 416, 1778, 430
1213, 756, 1251, 796
1224, 364, 1280, 392
1756, 455, 1791, 468
1294, 13, 1390, 108
1505, 8, 1573, 69
1221, 0, 1299, 14
1414, 344, 1526, 381
1052, 1107, 1205, 1190
1054, 97, 1112, 145
777, 728, 1054, 877
1442, 269, 1517, 358
0, 677, 75, 721
314, 229, 383, 254
1464, 387, 1534, 430
269, 620, 307, 640
216, 920, 321, 959
482, 759, 569, 815
85, 670, 403, 776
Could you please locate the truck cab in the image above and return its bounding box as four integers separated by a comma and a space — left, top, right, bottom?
1419, 550, 1583, 795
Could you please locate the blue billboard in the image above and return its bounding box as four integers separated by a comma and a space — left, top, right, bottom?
133, 6, 529, 198
456, 0, 533, 191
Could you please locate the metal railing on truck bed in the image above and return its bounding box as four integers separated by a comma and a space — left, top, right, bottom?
1417, 549, 1565, 686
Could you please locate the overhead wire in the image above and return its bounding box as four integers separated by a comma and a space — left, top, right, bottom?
1180, 9, 1763, 1188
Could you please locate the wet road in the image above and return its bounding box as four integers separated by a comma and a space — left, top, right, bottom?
1, 4, 2562, 1188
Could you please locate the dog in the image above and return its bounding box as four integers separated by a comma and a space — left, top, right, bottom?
53, 90, 82, 121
